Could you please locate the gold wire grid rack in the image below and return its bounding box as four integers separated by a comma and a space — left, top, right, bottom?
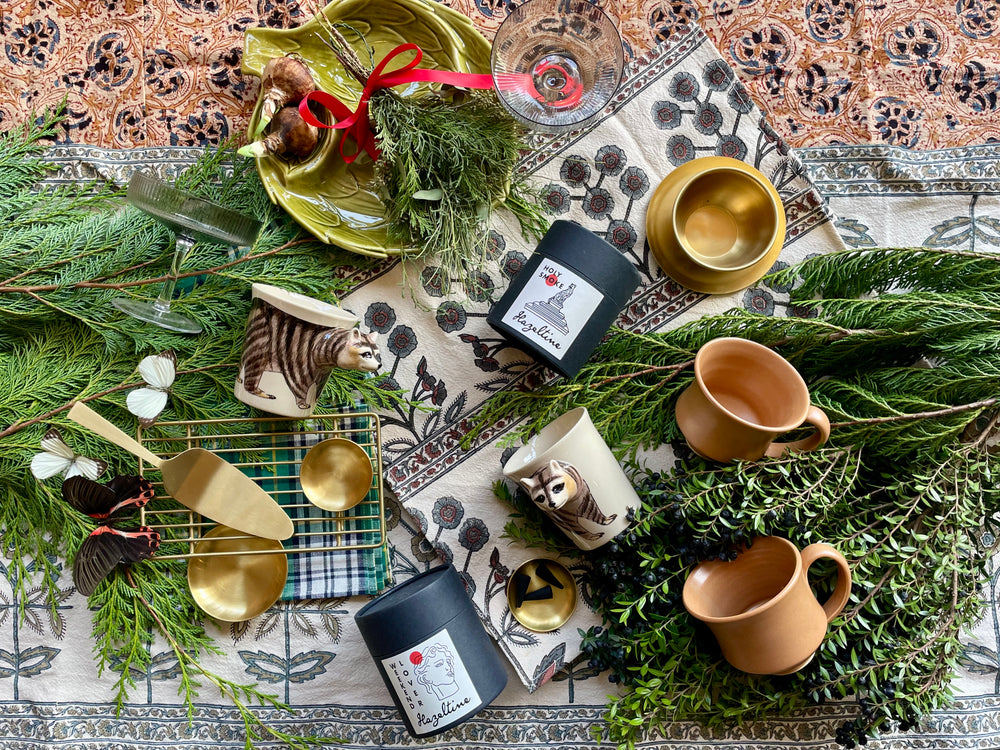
136, 411, 385, 560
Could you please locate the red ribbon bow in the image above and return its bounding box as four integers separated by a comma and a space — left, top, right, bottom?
298, 43, 496, 164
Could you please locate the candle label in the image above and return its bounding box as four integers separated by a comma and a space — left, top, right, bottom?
500, 261, 603, 361
380, 629, 481, 735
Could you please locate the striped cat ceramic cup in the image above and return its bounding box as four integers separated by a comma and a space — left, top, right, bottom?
502, 407, 639, 550
235, 283, 381, 418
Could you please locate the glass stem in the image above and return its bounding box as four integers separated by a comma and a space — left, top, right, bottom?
152, 234, 196, 314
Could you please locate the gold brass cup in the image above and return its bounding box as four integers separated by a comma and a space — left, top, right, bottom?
299, 437, 374, 512
672, 167, 779, 272
506, 558, 577, 632
187, 525, 288, 622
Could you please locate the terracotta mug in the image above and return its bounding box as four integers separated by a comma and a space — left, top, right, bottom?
235, 283, 381, 418
502, 407, 639, 550
682, 535, 852, 675
674, 337, 830, 462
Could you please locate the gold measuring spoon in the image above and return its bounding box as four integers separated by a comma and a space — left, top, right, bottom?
299, 437, 373, 511
68, 402, 294, 540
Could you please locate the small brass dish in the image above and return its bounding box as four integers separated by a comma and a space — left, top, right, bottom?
645, 156, 786, 295
506, 558, 577, 633
299, 437, 374, 512
187, 525, 288, 622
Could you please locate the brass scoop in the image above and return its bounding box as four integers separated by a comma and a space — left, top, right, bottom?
68, 402, 294, 540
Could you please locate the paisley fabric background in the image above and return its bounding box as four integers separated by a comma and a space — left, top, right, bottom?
4, 0, 1000, 149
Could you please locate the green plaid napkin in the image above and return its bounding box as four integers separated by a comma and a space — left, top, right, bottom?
227, 406, 389, 600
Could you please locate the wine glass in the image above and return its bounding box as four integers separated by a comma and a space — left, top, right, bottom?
112, 171, 262, 334
490, 0, 625, 131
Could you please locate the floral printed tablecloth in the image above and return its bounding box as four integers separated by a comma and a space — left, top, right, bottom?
337, 22, 844, 692
5, 0, 1000, 748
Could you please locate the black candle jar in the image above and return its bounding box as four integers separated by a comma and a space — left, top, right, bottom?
487, 220, 641, 378
354, 564, 507, 738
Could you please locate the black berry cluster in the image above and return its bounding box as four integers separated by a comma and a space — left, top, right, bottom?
580, 472, 755, 685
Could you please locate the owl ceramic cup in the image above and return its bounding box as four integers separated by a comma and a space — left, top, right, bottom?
502, 407, 639, 550
682, 535, 852, 675
235, 283, 381, 418
674, 337, 830, 462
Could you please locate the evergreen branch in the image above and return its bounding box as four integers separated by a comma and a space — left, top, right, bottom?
0, 104, 66, 191
128, 570, 342, 749
481, 245, 1000, 746
0, 362, 232, 441
0, 108, 407, 750
767, 246, 1000, 298
828, 396, 998, 429
0, 238, 313, 294
474, 265, 1000, 460
592, 360, 694, 387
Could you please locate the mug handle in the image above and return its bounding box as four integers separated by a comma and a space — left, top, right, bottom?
764, 405, 831, 458
800, 542, 852, 622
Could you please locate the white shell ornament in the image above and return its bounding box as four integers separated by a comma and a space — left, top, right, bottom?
126, 350, 177, 427
30, 428, 107, 481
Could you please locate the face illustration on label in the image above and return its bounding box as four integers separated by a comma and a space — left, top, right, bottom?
411, 643, 459, 700
380, 628, 481, 735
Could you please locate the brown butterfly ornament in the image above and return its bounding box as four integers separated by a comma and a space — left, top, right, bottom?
60, 475, 161, 596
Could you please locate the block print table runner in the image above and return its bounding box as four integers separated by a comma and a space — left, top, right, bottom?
339, 23, 845, 691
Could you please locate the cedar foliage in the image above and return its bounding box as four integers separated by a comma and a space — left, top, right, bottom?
0, 109, 398, 748
485, 246, 1000, 747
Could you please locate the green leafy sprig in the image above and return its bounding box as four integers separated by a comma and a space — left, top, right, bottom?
474, 248, 1000, 460
487, 246, 1000, 748
94, 567, 343, 749
0, 109, 409, 748
575, 440, 1000, 748
315, 18, 549, 295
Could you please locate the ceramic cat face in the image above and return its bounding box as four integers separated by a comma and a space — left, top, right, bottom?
326, 327, 380, 372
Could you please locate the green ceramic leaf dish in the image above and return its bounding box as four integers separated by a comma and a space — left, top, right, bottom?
242, 0, 493, 258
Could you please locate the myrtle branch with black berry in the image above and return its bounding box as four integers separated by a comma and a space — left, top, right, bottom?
572, 438, 998, 749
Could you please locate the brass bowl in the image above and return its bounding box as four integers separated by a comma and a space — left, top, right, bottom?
645, 156, 786, 295
506, 558, 577, 633
299, 437, 374, 511
187, 525, 288, 622
673, 167, 779, 272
